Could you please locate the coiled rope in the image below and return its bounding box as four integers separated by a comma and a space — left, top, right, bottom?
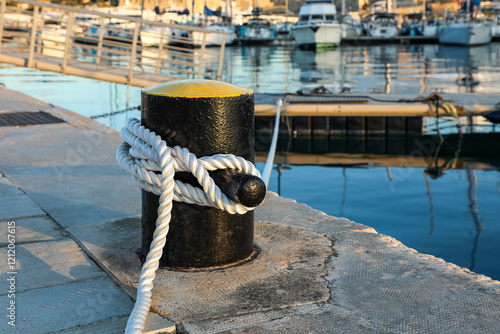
116, 117, 263, 334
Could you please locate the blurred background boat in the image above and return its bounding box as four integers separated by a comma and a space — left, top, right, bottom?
291, 0, 342, 49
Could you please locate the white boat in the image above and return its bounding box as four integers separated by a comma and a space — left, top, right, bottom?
438, 21, 491, 45
421, 17, 443, 37
40, 24, 67, 47
291, 0, 342, 49
239, 18, 275, 45
140, 25, 175, 47
191, 24, 237, 47
341, 13, 363, 38
439, 0, 492, 46
364, 13, 399, 38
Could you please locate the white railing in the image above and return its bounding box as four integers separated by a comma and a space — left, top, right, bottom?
0, 0, 229, 84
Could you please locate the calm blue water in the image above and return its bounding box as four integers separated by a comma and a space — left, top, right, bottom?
1, 43, 499, 279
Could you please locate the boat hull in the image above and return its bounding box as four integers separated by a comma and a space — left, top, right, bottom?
292, 24, 342, 48
365, 24, 399, 38
192, 27, 236, 47
438, 23, 492, 46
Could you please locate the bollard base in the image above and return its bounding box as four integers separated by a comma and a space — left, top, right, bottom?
141, 191, 256, 269
70, 216, 332, 329
159, 246, 261, 272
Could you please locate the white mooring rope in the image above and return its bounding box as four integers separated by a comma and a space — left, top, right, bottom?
116, 117, 263, 334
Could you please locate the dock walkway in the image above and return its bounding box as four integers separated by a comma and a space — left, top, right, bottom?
0, 0, 228, 87
0, 48, 180, 87
1, 86, 500, 333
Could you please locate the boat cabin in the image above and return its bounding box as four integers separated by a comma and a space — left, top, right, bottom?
297, 0, 338, 25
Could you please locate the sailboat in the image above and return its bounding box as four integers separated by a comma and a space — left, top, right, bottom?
340, 0, 362, 38
438, 0, 492, 46
239, 3, 275, 45
363, 0, 399, 38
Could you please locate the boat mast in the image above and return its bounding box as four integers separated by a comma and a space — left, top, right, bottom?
225, 0, 230, 23
341, 0, 346, 16
466, 0, 471, 22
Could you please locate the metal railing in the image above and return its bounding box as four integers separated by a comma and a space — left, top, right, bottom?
0, 0, 229, 84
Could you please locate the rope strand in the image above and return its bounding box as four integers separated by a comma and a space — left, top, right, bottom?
117, 118, 261, 334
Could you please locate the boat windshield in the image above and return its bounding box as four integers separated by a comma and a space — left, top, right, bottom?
299, 14, 336, 22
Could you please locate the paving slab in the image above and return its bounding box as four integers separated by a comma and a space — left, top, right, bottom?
0, 277, 134, 334
327, 231, 500, 333
0, 239, 106, 293
255, 191, 375, 234
52, 313, 175, 334
0, 176, 24, 196
182, 304, 377, 334
0, 216, 67, 247
1, 163, 140, 228
0, 194, 46, 220
0, 123, 120, 168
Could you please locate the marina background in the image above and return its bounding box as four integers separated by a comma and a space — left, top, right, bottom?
1, 42, 499, 281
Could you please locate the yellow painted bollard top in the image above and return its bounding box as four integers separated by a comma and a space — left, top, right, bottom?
143, 79, 253, 98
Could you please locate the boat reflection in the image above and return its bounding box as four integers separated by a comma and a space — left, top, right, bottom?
437, 44, 494, 93
256, 132, 500, 170
466, 168, 483, 271
290, 48, 356, 93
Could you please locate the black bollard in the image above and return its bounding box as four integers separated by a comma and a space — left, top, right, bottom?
141, 79, 266, 269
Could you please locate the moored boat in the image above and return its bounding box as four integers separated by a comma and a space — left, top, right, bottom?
291, 0, 342, 49
438, 21, 491, 46
239, 17, 275, 45
364, 12, 399, 38
438, 0, 492, 46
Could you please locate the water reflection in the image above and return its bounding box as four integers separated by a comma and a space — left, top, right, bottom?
224, 43, 500, 95
466, 168, 483, 271
437, 45, 489, 94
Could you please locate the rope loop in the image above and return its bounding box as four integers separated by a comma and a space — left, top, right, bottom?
117, 117, 261, 214
117, 117, 262, 334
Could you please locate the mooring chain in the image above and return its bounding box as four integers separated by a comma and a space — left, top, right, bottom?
116, 118, 261, 334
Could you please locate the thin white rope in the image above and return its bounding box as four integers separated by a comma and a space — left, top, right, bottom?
262, 99, 283, 187
117, 118, 263, 334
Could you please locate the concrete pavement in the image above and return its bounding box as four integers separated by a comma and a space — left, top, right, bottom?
1, 85, 500, 333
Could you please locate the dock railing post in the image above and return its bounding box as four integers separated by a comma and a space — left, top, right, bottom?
217, 33, 226, 81
155, 26, 165, 74
0, 0, 7, 52
37, 7, 46, 55
27, 5, 40, 69
128, 22, 140, 84
96, 16, 105, 65
197, 32, 207, 79
62, 11, 75, 73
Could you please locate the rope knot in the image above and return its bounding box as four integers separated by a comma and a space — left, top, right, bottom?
117, 117, 262, 215
117, 117, 265, 334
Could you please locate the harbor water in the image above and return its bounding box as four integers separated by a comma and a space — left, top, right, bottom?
1, 43, 499, 280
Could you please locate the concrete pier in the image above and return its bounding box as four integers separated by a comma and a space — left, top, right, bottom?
1, 85, 500, 333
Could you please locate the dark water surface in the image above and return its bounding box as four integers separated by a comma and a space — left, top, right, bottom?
0, 43, 499, 279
